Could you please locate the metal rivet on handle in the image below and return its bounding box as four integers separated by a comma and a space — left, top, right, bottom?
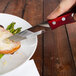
71, 13, 74, 17
52, 21, 56, 25
62, 17, 66, 21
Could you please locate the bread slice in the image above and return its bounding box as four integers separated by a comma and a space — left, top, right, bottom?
0, 27, 21, 54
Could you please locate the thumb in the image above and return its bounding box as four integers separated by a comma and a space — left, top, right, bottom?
47, 0, 75, 19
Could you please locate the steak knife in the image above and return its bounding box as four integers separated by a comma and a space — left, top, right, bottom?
8, 12, 76, 42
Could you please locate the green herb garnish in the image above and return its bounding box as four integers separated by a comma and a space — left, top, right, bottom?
13, 27, 22, 34
0, 54, 4, 59
6, 22, 16, 30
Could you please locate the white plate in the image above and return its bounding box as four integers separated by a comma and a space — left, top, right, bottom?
0, 13, 37, 75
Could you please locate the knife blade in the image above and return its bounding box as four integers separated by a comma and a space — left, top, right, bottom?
8, 30, 44, 41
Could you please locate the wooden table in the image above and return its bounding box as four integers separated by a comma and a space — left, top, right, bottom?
1, 0, 76, 76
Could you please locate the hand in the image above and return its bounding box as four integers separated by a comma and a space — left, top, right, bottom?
47, 0, 76, 19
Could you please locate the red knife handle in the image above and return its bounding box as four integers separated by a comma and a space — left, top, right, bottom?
48, 12, 75, 30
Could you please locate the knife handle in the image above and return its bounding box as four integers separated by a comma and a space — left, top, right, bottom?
48, 12, 76, 30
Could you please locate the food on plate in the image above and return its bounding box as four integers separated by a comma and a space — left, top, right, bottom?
0, 22, 22, 59
0, 27, 21, 54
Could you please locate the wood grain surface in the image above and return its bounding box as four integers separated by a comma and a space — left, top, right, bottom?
0, 0, 76, 76
44, 0, 76, 76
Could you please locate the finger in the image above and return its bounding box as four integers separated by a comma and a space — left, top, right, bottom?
47, 0, 76, 19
